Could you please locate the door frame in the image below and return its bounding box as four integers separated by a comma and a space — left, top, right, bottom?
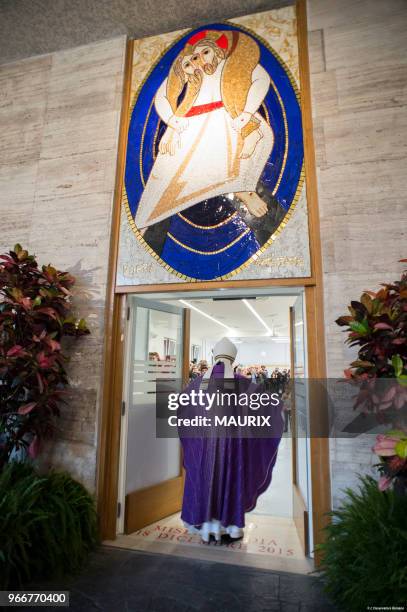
96, 0, 331, 566
290, 300, 310, 556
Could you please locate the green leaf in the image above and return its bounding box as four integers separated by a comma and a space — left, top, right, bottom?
349, 320, 370, 335
392, 354, 403, 377
386, 429, 407, 440
396, 374, 407, 387
77, 318, 88, 331
371, 298, 382, 315
395, 439, 407, 459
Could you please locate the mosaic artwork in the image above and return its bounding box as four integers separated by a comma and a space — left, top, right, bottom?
119, 8, 308, 283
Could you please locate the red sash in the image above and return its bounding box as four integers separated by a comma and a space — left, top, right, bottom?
185, 101, 224, 117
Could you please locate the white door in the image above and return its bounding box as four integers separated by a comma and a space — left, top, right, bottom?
118, 297, 188, 534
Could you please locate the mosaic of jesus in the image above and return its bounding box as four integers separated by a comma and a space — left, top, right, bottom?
124, 24, 304, 280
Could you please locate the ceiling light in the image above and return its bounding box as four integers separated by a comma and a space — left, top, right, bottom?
242, 299, 273, 335
179, 299, 233, 332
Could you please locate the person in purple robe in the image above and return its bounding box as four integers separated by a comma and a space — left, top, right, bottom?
179, 337, 284, 544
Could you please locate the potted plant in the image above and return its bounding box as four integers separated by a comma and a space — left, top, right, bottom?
0, 244, 90, 469
0, 245, 98, 589
317, 263, 407, 609
317, 475, 407, 610
335, 260, 407, 421
0, 460, 99, 588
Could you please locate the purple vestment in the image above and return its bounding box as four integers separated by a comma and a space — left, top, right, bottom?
179, 362, 284, 529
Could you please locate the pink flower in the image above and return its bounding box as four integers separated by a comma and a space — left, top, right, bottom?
372, 434, 398, 456
378, 475, 392, 491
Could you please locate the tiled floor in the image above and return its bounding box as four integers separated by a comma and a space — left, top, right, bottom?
250, 436, 293, 518
105, 512, 311, 574
27, 547, 336, 611
106, 438, 312, 574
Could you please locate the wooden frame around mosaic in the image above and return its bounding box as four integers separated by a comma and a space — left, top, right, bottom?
96, 0, 331, 567
121, 19, 305, 283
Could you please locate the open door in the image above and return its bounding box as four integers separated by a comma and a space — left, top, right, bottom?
121, 297, 190, 534
290, 294, 310, 555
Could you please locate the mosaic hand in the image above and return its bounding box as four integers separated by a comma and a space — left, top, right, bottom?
232, 112, 252, 133
158, 128, 181, 156
167, 115, 189, 134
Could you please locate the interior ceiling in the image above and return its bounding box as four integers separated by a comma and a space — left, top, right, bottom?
0, 0, 293, 66
165, 295, 296, 340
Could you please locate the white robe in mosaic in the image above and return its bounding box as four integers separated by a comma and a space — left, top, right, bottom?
134, 59, 274, 229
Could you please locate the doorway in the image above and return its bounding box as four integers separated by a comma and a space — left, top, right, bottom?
110, 287, 314, 573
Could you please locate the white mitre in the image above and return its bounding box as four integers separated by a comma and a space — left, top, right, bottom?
203, 337, 237, 379
213, 337, 238, 362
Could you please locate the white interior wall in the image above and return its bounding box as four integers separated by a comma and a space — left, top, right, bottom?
189, 334, 290, 368
234, 339, 290, 368
148, 311, 180, 358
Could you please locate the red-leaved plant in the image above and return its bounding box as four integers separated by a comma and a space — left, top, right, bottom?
335, 260, 407, 417
372, 430, 407, 492
0, 244, 90, 470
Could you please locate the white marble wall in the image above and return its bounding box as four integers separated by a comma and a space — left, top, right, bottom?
0, 36, 127, 492
308, 0, 407, 507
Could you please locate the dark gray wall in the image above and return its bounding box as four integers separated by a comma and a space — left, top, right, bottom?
0, 0, 292, 65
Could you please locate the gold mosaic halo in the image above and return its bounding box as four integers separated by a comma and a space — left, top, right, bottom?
122, 20, 305, 282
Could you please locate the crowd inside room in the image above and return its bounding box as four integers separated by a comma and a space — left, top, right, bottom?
188, 359, 209, 378
188, 360, 292, 433
148, 351, 177, 363
189, 360, 290, 389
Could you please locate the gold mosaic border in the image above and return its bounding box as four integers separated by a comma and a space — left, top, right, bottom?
167, 227, 251, 254
178, 210, 238, 229
122, 19, 305, 283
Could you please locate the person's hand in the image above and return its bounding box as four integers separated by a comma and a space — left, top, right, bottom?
168, 115, 189, 134
158, 128, 181, 155
232, 112, 252, 133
